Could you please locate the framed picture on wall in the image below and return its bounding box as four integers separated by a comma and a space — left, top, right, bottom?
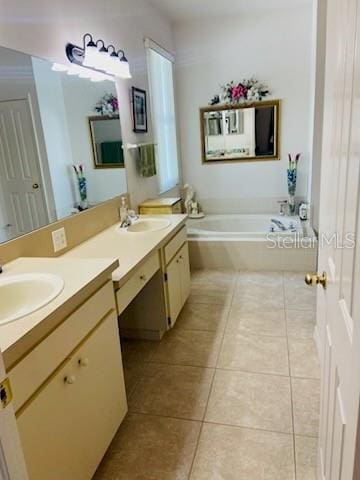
132, 87, 148, 133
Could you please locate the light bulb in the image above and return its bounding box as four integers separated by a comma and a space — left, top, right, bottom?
83, 39, 99, 68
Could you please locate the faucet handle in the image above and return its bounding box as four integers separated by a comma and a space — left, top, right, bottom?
277, 200, 288, 216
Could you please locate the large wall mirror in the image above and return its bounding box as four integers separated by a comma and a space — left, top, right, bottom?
200, 100, 280, 163
0, 45, 128, 243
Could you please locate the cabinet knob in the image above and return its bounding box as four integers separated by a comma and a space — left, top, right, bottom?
64, 375, 76, 385
139, 274, 147, 281
78, 357, 89, 367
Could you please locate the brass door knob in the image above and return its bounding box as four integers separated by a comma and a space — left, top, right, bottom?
305, 272, 327, 289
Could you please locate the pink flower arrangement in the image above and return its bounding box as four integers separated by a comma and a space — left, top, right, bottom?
209, 78, 270, 105
231, 84, 248, 101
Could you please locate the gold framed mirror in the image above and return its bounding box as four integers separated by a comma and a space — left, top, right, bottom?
88, 115, 125, 169
200, 99, 280, 163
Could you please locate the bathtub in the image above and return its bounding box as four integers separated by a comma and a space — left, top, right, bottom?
187, 214, 317, 271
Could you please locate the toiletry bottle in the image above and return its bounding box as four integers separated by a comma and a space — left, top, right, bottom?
299, 202, 308, 221
119, 196, 128, 223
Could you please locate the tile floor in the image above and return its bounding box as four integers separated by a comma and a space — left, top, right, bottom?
94, 270, 320, 480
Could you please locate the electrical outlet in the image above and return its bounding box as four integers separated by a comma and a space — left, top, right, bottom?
52, 227, 67, 252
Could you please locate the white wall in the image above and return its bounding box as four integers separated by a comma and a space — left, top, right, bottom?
0, 0, 176, 210
174, 4, 314, 212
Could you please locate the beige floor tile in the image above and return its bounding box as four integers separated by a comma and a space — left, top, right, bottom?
120, 338, 158, 363
217, 332, 289, 375
94, 414, 201, 480
233, 284, 285, 309
286, 309, 316, 339
205, 369, 293, 433
187, 282, 234, 305
238, 270, 284, 287
177, 303, 229, 332
226, 306, 286, 337
295, 435, 318, 480
285, 284, 317, 311
288, 338, 320, 379
292, 378, 320, 437
122, 359, 146, 399
120, 339, 159, 399
191, 269, 237, 286
130, 363, 215, 420
152, 328, 222, 367
190, 423, 295, 480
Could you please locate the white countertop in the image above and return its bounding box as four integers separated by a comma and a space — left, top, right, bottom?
0, 214, 187, 367
63, 214, 188, 286
0, 257, 118, 367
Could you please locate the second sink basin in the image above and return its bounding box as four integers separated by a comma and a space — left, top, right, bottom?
119, 218, 171, 233
0, 273, 64, 326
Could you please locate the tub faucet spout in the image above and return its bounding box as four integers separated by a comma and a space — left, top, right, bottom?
271, 218, 287, 231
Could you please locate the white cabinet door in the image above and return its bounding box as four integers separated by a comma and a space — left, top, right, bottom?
167, 253, 183, 326
179, 243, 191, 305
166, 242, 191, 327
17, 312, 127, 480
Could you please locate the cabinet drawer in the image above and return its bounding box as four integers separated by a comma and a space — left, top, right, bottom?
139, 206, 172, 214
164, 226, 187, 264
9, 280, 115, 413
116, 252, 160, 315
17, 311, 127, 480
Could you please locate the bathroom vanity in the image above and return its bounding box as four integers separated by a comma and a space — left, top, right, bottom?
65, 214, 189, 337
0, 214, 189, 479
0, 257, 125, 479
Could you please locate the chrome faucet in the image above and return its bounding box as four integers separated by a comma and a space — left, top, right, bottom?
271, 218, 287, 231
120, 214, 132, 229
120, 210, 139, 229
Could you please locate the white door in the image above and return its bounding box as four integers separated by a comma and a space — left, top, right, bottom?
0, 98, 48, 239
315, 0, 360, 478
0, 350, 28, 479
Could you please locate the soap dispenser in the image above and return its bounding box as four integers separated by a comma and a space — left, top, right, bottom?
119, 196, 128, 223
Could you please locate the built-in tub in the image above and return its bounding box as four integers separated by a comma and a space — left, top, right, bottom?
187, 214, 317, 271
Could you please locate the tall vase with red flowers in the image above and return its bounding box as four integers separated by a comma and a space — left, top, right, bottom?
287, 153, 301, 216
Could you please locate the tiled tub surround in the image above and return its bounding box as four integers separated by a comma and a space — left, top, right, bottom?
187, 215, 317, 271
94, 270, 320, 480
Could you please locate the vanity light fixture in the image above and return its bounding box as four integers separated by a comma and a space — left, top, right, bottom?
65, 33, 131, 79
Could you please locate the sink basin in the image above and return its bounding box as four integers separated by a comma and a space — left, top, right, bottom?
0, 273, 64, 325
119, 218, 171, 233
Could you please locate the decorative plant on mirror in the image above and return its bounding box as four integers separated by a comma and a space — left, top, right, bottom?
287, 153, 301, 215
210, 78, 270, 105
95, 93, 119, 116
73, 165, 88, 211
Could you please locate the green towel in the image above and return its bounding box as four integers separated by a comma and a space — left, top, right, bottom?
139, 144, 157, 177
100, 141, 124, 165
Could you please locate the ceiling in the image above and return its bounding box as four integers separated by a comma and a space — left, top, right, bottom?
149, 0, 312, 23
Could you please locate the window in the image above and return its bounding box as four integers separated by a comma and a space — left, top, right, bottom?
146, 39, 179, 193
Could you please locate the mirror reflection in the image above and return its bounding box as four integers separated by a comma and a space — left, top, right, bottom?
200, 101, 280, 162
0, 46, 127, 243
89, 116, 125, 168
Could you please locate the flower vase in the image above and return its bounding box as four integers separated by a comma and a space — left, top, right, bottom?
78, 177, 88, 210
287, 168, 297, 216
288, 194, 296, 216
